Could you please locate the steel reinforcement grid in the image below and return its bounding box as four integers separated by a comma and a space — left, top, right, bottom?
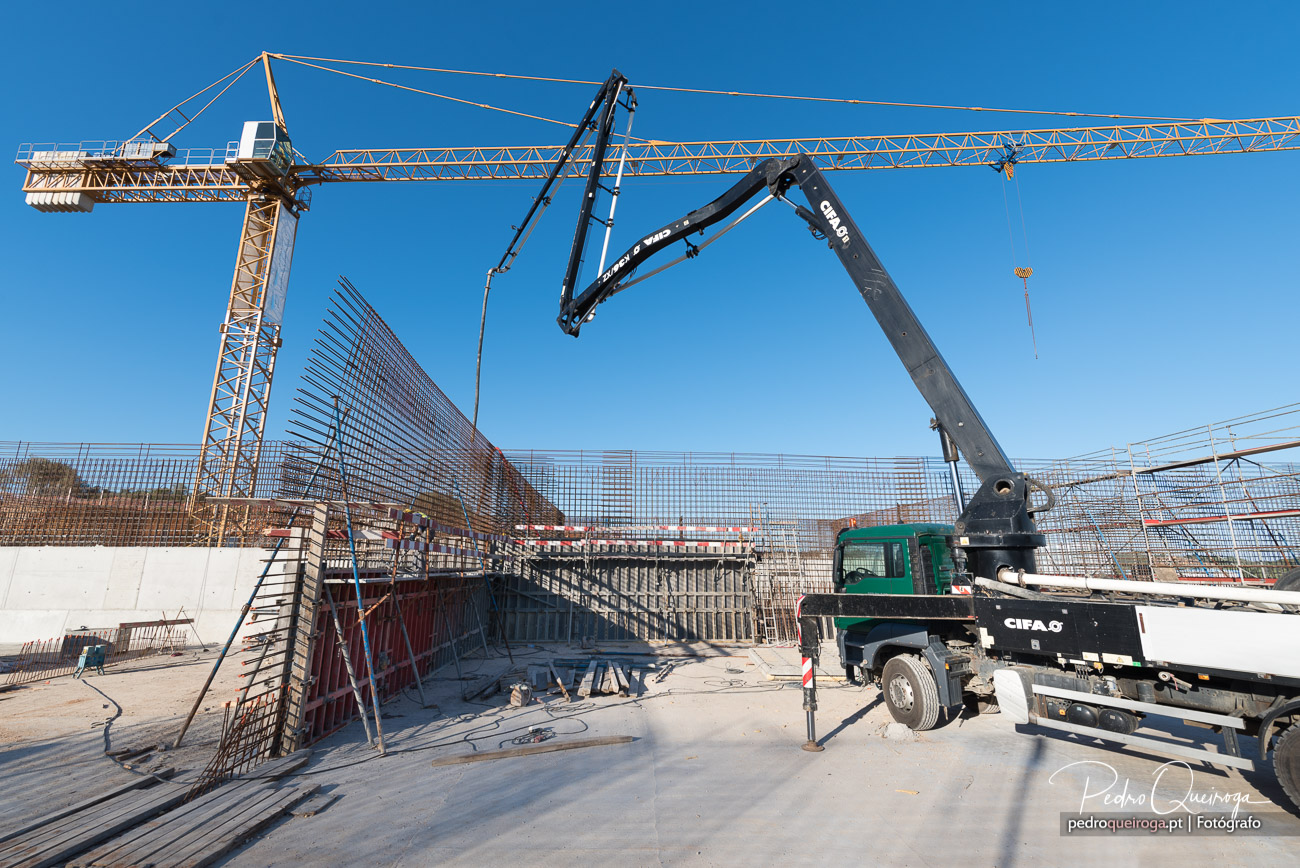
275, 278, 561, 536
0, 441, 293, 547
1, 441, 1295, 587
4, 620, 190, 685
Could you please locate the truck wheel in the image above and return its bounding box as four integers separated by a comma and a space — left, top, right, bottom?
881, 654, 941, 731
1275, 720, 1300, 812
1276, 569, 1300, 613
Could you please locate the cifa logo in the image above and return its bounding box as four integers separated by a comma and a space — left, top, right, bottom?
1003, 617, 1064, 633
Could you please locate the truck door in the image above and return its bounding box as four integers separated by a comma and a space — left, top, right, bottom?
835, 538, 910, 631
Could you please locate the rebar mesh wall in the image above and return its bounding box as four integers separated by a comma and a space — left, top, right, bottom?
1078, 404, 1300, 582
2, 442, 1294, 589
276, 279, 560, 534
0, 442, 294, 547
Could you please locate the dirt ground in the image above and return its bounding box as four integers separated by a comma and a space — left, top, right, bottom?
0, 647, 239, 833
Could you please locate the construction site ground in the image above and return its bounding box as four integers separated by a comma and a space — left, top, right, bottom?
2, 643, 1298, 867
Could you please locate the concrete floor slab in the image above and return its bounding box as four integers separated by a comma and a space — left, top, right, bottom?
2, 644, 1297, 867
229, 648, 1300, 867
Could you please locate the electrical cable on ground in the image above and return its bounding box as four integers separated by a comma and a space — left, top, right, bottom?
81, 680, 122, 757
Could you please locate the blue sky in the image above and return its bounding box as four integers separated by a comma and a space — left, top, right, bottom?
2, 3, 1297, 461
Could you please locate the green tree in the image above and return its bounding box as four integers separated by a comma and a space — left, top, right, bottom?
0, 457, 93, 496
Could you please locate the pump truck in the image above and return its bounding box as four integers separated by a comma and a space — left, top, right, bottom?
554, 154, 1300, 810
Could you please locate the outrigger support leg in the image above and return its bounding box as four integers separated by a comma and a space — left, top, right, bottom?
798, 607, 824, 752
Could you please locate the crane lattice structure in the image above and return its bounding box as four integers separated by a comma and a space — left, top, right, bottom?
15, 53, 1300, 544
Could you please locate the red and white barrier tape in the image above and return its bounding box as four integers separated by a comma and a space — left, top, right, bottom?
515, 524, 758, 533
512, 539, 748, 548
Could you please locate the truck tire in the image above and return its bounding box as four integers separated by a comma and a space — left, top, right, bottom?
1276, 569, 1300, 613
881, 653, 941, 731
1275, 720, 1300, 812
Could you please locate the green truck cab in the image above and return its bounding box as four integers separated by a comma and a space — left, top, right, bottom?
831, 523, 967, 730
832, 523, 957, 632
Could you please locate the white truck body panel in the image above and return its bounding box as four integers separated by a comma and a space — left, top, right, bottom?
1136, 605, 1300, 678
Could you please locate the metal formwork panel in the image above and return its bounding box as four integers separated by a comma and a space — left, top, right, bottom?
500, 554, 753, 643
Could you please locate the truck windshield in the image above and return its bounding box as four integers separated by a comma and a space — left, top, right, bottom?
840, 540, 905, 581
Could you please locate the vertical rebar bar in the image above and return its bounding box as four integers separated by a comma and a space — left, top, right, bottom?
322, 582, 375, 746
331, 398, 386, 754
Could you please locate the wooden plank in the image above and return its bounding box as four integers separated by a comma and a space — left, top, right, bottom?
69, 781, 265, 868
602, 662, 617, 695
0, 771, 172, 845
429, 735, 636, 768
19, 785, 186, 863
6, 781, 184, 856
167, 785, 321, 868
131, 784, 289, 868
279, 503, 328, 755
612, 663, 630, 697
548, 663, 572, 702
0, 783, 188, 868
70, 779, 276, 868
72, 782, 273, 868
577, 660, 598, 698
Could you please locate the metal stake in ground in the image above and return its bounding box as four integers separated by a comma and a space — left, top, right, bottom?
435, 585, 469, 700
332, 398, 386, 754
389, 552, 428, 708
450, 476, 513, 664
322, 583, 375, 746
173, 424, 343, 748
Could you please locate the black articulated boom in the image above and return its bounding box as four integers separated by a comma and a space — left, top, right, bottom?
558, 155, 1044, 584
558, 155, 1047, 750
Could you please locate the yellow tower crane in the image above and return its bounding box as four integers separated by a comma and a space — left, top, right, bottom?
15, 53, 1300, 543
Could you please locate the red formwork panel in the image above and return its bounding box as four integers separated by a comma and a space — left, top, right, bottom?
300, 576, 480, 744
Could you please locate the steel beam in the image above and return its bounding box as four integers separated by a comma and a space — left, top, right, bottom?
18, 116, 1300, 200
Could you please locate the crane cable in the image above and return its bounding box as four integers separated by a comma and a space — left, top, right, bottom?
269, 53, 1196, 122
1000, 164, 1038, 359
127, 57, 261, 143
273, 55, 582, 129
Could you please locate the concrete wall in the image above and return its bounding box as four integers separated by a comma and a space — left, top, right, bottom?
0, 547, 277, 645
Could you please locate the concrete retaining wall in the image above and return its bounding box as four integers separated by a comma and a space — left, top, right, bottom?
0, 547, 276, 645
